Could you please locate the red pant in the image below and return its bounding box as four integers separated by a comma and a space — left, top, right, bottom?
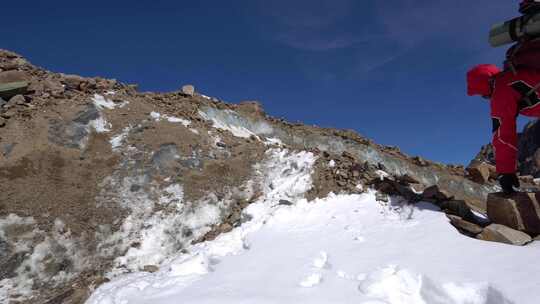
492, 69, 540, 173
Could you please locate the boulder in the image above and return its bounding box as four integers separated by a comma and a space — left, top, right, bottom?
0, 70, 28, 84
487, 192, 540, 235
42, 78, 64, 94
440, 200, 478, 223
0, 81, 28, 100
477, 224, 532, 246
9, 94, 26, 105
466, 161, 495, 184
422, 185, 454, 203
182, 84, 195, 96
447, 215, 483, 236
61, 74, 85, 90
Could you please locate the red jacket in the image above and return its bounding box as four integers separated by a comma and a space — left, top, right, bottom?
491, 69, 540, 173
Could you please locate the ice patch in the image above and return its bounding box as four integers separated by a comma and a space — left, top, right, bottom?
198, 107, 273, 139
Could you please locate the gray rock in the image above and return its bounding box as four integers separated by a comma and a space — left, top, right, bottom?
279, 199, 293, 206
478, 224, 532, 246
487, 192, 540, 235
0, 97, 5, 107
182, 85, 195, 96
0, 117, 5, 128
439, 200, 477, 223
47, 106, 99, 149
2, 143, 15, 157
152, 144, 181, 175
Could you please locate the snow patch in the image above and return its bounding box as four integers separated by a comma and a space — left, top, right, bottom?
150, 111, 191, 127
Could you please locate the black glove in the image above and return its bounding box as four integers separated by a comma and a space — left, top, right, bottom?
498, 173, 520, 194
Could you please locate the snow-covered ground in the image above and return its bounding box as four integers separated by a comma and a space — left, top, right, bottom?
87, 152, 540, 304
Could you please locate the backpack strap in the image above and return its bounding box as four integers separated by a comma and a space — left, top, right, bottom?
521, 81, 540, 107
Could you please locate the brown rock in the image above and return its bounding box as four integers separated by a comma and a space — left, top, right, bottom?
0, 70, 29, 83
447, 214, 483, 235
466, 161, 494, 184
487, 192, 540, 235
43, 78, 64, 93
519, 175, 535, 184
143, 265, 159, 273
61, 74, 85, 90
412, 156, 429, 167
477, 224, 532, 246
27, 81, 45, 95
9, 94, 26, 105
237, 101, 266, 117
0, 57, 27, 70
0, 117, 6, 127
422, 185, 454, 202
396, 174, 420, 185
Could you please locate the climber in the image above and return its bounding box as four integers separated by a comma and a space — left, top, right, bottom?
467, 62, 540, 194
467, 1, 540, 194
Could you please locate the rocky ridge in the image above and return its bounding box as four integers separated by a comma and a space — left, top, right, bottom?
0, 49, 538, 304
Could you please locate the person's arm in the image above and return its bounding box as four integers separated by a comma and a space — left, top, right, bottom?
491, 79, 519, 174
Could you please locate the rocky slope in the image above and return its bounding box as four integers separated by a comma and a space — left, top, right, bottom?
0, 49, 536, 304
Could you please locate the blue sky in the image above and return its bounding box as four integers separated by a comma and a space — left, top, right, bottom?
1, 0, 523, 165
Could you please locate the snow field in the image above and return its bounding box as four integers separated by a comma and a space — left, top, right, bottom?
88, 190, 540, 304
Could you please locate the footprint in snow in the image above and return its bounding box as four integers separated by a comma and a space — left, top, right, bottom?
299, 273, 323, 288
313, 251, 330, 269
299, 252, 330, 288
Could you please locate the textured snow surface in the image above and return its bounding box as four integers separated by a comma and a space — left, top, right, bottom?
87, 157, 540, 304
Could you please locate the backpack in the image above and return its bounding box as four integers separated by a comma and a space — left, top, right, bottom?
520, 0, 540, 14
505, 38, 540, 71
